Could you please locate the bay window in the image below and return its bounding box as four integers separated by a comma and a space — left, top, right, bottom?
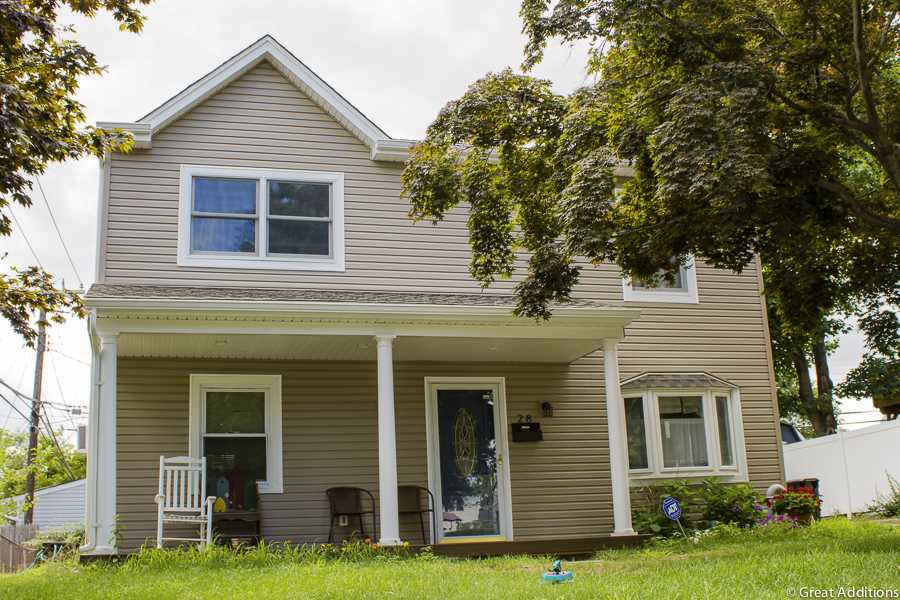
621, 374, 746, 482
178, 165, 344, 271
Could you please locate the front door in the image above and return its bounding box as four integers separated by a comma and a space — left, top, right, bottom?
426, 379, 512, 542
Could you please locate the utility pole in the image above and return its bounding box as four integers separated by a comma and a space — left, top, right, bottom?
23, 310, 47, 526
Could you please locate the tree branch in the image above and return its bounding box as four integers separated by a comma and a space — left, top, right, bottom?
814, 178, 900, 234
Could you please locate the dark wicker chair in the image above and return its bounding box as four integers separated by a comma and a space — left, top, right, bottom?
325, 487, 377, 543
398, 485, 436, 545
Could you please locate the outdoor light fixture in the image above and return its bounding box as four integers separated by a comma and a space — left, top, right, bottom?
541, 402, 554, 418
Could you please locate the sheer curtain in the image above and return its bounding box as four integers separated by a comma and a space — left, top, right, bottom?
661, 418, 708, 467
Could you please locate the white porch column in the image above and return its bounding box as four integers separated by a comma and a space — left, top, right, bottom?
91, 333, 119, 554
375, 334, 401, 546
603, 338, 635, 535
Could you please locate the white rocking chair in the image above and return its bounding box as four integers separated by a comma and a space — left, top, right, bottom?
155, 456, 216, 548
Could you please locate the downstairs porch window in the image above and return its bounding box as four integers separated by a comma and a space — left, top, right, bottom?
189, 374, 284, 497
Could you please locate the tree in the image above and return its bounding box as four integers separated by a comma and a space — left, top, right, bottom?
1, 0, 150, 345
0, 428, 86, 515
401, 1, 898, 433
838, 307, 900, 418
403, 0, 898, 318
767, 291, 844, 436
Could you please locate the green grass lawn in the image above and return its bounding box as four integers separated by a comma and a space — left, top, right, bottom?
3, 519, 898, 599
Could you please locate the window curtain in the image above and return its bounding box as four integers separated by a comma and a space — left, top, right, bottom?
661, 418, 708, 467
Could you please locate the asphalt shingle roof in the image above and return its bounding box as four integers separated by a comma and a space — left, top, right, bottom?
86, 284, 609, 309
620, 372, 736, 390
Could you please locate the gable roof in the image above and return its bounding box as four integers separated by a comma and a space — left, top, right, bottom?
98, 35, 414, 161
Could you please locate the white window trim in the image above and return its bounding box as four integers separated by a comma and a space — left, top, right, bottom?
177, 165, 345, 271
188, 374, 284, 494
624, 387, 748, 486
622, 259, 699, 304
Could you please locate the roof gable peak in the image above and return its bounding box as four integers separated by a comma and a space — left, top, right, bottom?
100, 35, 405, 158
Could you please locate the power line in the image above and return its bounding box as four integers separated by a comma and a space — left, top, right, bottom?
39, 405, 77, 481
0, 377, 78, 412
47, 345, 91, 367
35, 176, 84, 289
0, 390, 31, 423
47, 354, 81, 429
6, 206, 43, 269
0, 391, 73, 435
0, 391, 77, 483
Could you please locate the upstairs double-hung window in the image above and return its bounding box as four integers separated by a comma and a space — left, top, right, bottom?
178, 165, 345, 271
622, 258, 699, 304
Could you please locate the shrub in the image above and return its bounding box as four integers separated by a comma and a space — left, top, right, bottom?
632, 479, 769, 536
696, 478, 763, 528
632, 480, 697, 536
22, 524, 85, 562
868, 473, 900, 517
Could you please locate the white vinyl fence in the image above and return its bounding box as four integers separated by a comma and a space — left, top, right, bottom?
782, 419, 900, 515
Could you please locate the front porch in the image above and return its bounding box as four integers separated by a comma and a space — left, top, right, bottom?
80, 286, 642, 555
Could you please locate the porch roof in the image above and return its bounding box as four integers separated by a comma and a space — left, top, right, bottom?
86, 285, 640, 363
85, 284, 608, 309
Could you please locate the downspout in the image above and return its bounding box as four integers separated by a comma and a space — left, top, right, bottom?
80, 310, 102, 553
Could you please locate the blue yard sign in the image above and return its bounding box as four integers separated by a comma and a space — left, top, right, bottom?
661, 496, 687, 536
662, 496, 683, 521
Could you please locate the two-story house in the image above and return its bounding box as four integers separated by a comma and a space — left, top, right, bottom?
79, 36, 783, 555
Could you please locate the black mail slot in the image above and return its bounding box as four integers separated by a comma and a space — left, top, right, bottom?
511, 422, 543, 442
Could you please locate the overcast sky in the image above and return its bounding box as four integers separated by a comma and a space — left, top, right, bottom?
0, 0, 879, 438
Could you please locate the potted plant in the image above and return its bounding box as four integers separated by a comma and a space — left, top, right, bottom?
771, 491, 821, 524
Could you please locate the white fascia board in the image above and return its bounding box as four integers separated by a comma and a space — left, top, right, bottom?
372, 139, 417, 161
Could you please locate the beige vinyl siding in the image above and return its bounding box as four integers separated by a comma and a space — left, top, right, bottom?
116, 357, 612, 552
116, 345, 780, 551
101, 60, 612, 297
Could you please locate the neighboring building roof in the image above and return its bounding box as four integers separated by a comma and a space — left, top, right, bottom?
620, 372, 737, 390
7, 478, 85, 503
85, 284, 611, 309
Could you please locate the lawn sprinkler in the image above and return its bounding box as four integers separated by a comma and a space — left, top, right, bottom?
541, 559, 574, 584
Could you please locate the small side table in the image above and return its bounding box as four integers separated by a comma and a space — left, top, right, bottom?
212, 510, 261, 545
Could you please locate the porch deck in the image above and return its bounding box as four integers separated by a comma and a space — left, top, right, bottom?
424, 534, 645, 557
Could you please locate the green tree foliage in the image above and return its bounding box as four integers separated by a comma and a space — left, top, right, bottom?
0, 428, 86, 515
1, 0, 150, 344
404, 0, 898, 315
402, 0, 899, 418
